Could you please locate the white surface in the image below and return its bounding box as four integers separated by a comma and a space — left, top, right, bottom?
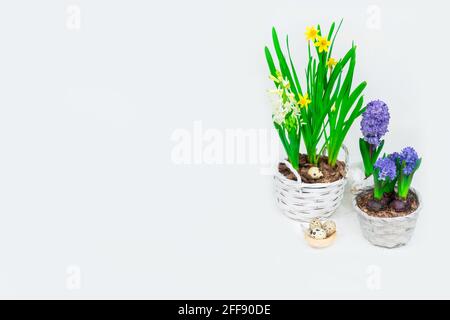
0, 0, 448, 299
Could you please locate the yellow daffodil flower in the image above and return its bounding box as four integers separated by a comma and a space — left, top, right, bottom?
314, 36, 331, 53
327, 57, 338, 69
298, 93, 311, 108
305, 26, 319, 41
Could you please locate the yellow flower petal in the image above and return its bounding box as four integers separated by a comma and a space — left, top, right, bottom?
298, 93, 311, 108
314, 36, 331, 53
305, 26, 319, 41
327, 58, 338, 69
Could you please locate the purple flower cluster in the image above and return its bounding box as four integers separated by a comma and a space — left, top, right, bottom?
400, 147, 419, 175
374, 157, 397, 181
360, 100, 390, 146
388, 152, 400, 162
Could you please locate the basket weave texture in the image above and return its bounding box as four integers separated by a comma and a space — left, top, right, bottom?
353, 187, 422, 248
274, 145, 349, 222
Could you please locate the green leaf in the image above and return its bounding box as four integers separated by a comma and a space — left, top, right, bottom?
264, 46, 277, 78
274, 123, 291, 163
344, 90, 366, 126
272, 27, 298, 96
346, 82, 367, 114
415, 158, 422, 172
327, 19, 343, 60
373, 140, 385, 164
327, 21, 336, 41
286, 36, 303, 96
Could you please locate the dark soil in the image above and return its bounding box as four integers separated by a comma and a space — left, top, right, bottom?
356, 188, 419, 218
278, 154, 346, 183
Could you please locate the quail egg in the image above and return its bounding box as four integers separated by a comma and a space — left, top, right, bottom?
307, 167, 324, 180
310, 228, 327, 240
309, 218, 322, 230
322, 220, 336, 237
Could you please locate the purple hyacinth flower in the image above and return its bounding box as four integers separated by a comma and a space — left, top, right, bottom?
388, 152, 401, 163
400, 147, 419, 175
360, 100, 390, 146
374, 157, 397, 181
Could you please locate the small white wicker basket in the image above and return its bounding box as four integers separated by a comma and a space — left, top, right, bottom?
353, 187, 422, 248
274, 145, 349, 222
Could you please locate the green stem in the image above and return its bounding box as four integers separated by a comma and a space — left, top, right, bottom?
369, 144, 374, 159
288, 152, 299, 170
307, 147, 317, 165
373, 186, 384, 201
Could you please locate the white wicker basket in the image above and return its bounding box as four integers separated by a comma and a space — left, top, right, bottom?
274, 145, 349, 222
353, 187, 422, 248
348, 164, 374, 195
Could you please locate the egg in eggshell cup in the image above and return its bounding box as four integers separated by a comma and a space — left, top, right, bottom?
304, 231, 337, 248
304, 218, 337, 249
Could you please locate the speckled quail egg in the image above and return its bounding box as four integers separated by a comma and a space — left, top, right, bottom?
322, 220, 336, 237
307, 167, 323, 180
310, 228, 327, 240
309, 218, 322, 230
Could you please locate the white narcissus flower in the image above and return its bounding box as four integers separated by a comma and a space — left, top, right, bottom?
281, 79, 290, 88
268, 88, 283, 96
271, 97, 288, 125
287, 92, 296, 103
268, 84, 299, 125
273, 110, 286, 125
291, 104, 301, 118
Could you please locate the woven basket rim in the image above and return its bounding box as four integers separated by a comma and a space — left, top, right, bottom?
352, 187, 422, 222
275, 144, 349, 187
274, 170, 347, 187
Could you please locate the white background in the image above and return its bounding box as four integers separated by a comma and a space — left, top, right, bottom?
0, 0, 448, 299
